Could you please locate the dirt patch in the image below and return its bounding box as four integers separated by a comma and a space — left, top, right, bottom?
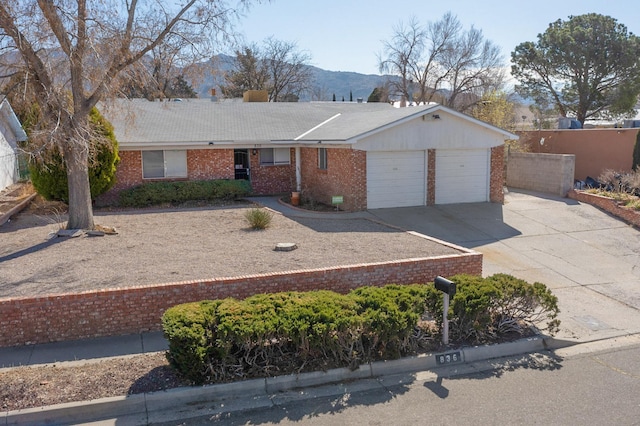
0, 352, 189, 411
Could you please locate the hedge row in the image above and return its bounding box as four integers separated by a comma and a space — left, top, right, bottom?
118, 179, 251, 207
162, 274, 559, 384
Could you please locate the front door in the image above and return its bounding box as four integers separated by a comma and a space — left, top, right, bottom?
234, 149, 250, 180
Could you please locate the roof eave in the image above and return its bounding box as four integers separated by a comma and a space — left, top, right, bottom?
0, 99, 28, 141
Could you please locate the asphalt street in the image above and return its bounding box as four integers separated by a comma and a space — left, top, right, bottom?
152, 343, 640, 426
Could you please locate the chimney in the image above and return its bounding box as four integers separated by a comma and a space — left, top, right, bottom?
243, 90, 269, 102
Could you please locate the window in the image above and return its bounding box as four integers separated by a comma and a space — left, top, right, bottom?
260, 148, 290, 165
318, 148, 328, 170
142, 150, 187, 179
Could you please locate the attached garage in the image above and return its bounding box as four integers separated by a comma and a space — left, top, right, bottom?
367, 151, 426, 209
435, 149, 490, 204
106, 100, 515, 211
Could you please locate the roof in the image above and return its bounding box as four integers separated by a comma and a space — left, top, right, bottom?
101, 99, 517, 148
0, 99, 27, 142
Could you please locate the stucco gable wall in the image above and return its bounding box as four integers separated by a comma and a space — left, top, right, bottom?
353, 112, 506, 151
0, 119, 18, 191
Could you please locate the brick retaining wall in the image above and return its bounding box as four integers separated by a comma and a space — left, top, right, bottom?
568, 189, 640, 228
0, 252, 482, 347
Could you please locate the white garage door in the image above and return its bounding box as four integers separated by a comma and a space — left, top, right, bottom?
435, 149, 490, 204
367, 151, 426, 209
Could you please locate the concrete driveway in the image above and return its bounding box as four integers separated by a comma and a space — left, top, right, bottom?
369, 189, 640, 344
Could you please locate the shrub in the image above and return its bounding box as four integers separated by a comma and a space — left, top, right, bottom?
425, 274, 559, 344
162, 300, 221, 383
244, 208, 273, 229
163, 276, 559, 384
163, 285, 429, 384
350, 285, 428, 358
118, 179, 251, 208
30, 107, 120, 202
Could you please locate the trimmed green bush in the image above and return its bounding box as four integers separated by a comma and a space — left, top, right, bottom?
30, 107, 120, 202
163, 285, 427, 384
425, 274, 559, 344
162, 300, 221, 383
118, 179, 251, 207
163, 276, 559, 384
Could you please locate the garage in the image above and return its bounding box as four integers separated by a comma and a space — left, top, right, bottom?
435, 149, 490, 204
367, 151, 426, 209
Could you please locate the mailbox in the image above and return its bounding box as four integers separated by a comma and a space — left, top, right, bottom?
434, 276, 456, 297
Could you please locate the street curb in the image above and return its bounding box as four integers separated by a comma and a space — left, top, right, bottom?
3, 335, 553, 425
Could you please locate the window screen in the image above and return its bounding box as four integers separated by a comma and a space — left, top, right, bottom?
318, 148, 327, 170
260, 148, 290, 165
164, 150, 187, 177
142, 150, 187, 178
142, 151, 165, 178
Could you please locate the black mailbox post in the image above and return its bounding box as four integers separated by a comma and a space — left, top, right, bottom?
434, 276, 456, 345
434, 276, 456, 297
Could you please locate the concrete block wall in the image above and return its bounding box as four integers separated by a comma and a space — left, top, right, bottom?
0, 252, 482, 347
506, 152, 575, 196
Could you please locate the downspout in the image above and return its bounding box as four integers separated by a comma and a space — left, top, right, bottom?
295, 147, 301, 192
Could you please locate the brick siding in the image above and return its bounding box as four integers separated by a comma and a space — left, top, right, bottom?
427, 149, 436, 206
300, 147, 367, 211
187, 149, 234, 181
490, 145, 505, 203
568, 189, 640, 227
249, 148, 296, 195
98, 148, 295, 205
0, 252, 482, 347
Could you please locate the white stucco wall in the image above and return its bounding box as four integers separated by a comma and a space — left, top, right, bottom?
0, 120, 18, 191
352, 110, 506, 151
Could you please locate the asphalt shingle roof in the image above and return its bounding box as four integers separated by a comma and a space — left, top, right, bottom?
102, 99, 436, 146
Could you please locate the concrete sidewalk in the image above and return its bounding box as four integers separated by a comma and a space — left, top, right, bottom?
0, 331, 167, 369
3, 189, 640, 424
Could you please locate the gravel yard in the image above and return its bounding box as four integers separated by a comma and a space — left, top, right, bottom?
0, 200, 465, 412
0, 202, 461, 298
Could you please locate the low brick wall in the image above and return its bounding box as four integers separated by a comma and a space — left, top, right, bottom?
568, 189, 640, 227
0, 251, 482, 347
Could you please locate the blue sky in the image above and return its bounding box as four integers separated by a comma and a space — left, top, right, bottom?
236, 0, 640, 75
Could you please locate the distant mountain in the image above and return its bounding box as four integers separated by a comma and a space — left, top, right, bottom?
191, 54, 397, 102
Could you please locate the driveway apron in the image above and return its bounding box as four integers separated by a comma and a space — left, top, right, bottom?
369, 189, 640, 344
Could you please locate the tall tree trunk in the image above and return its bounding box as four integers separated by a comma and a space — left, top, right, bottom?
63, 142, 94, 230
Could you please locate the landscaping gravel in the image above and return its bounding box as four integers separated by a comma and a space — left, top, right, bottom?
0, 203, 462, 298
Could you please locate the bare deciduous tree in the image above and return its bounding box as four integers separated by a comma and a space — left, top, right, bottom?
0, 0, 249, 229
263, 37, 313, 102
222, 37, 313, 102
220, 44, 269, 98
378, 12, 505, 111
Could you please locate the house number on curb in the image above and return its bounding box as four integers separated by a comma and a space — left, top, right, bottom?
435, 351, 462, 365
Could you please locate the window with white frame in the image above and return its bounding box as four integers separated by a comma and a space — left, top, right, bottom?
318, 147, 327, 170
260, 148, 290, 165
142, 150, 187, 179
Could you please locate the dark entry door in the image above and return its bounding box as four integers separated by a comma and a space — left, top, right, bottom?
234, 149, 250, 180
